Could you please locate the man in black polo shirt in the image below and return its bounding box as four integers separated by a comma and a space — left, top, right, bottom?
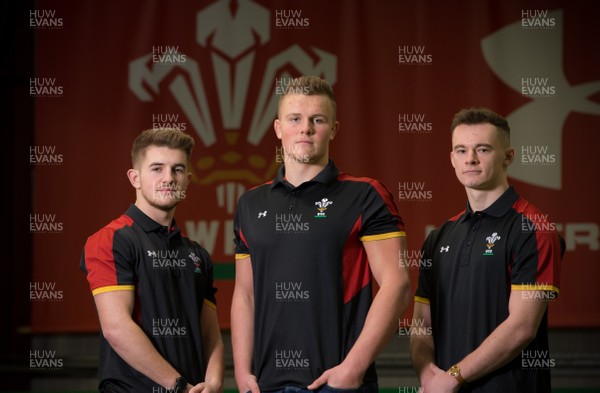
80, 128, 224, 392
410, 108, 562, 392
231, 76, 411, 393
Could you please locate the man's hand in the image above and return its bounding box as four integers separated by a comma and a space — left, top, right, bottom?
307, 363, 363, 390
189, 381, 222, 393
236, 374, 260, 393
421, 363, 459, 393
416, 361, 436, 388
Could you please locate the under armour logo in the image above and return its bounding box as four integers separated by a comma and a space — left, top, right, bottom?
482, 10, 600, 190
440, 246, 450, 253
257, 210, 267, 218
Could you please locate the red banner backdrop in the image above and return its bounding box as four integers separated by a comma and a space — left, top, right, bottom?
30, 0, 600, 332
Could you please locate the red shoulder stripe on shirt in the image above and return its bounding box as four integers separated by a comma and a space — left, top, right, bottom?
512, 197, 561, 291
338, 173, 404, 231
247, 179, 274, 192
84, 214, 134, 292
449, 209, 466, 222
342, 215, 372, 304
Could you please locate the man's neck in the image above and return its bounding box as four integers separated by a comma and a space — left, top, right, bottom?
465, 184, 509, 212
135, 201, 175, 227
283, 159, 328, 188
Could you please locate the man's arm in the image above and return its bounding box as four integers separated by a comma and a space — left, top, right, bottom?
231, 256, 260, 393
190, 304, 224, 393
422, 290, 549, 393
309, 236, 411, 389
94, 290, 190, 390
409, 301, 436, 385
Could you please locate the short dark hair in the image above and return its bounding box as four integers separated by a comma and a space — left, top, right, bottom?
451, 107, 510, 144
131, 128, 195, 167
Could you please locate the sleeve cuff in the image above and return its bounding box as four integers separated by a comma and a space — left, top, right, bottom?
414, 295, 430, 304
92, 285, 135, 296
361, 231, 407, 242
203, 299, 217, 310
511, 284, 560, 295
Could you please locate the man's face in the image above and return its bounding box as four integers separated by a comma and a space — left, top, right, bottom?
450, 123, 514, 191
131, 146, 191, 212
274, 94, 339, 166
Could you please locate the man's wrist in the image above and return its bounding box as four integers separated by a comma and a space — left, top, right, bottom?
418, 363, 435, 384
447, 364, 465, 385
171, 375, 188, 393
204, 375, 223, 392
234, 371, 256, 391
340, 354, 369, 378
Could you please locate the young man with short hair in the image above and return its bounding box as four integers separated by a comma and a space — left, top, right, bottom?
232, 76, 411, 393
410, 108, 562, 393
81, 128, 224, 393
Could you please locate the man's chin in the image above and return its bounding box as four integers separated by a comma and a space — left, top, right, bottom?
150, 199, 181, 211
289, 154, 318, 165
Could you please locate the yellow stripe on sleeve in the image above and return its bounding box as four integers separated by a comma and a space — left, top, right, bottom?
235, 253, 250, 260
92, 285, 135, 296
414, 296, 430, 304
361, 231, 407, 242
511, 284, 560, 295
204, 299, 217, 310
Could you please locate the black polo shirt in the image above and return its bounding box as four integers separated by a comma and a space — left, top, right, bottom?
234, 160, 405, 391
81, 204, 217, 391
415, 187, 562, 393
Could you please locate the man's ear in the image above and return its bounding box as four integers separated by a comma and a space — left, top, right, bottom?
504, 147, 515, 167
127, 168, 141, 189
274, 118, 283, 140
330, 121, 339, 140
